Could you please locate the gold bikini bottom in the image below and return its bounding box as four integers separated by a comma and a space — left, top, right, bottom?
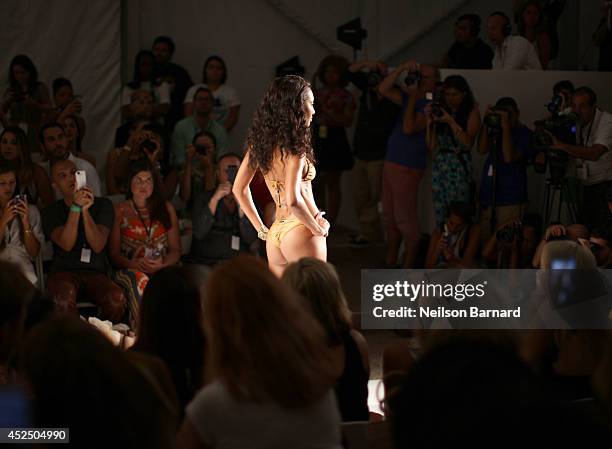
268, 216, 305, 248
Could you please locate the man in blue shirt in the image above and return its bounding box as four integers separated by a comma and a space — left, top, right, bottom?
171, 87, 229, 168
478, 97, 533, 242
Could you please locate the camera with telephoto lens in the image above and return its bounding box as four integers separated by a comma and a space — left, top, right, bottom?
404, 70, 421, 86
140, 139, 157, 154
496, 221, 523, 243
484, 107, 505, 129
195, 144, 208, 156
532, 112, 577, 181
367, 70, 383, 88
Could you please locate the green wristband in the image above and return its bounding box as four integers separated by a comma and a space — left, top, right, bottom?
70, 204, 82, 213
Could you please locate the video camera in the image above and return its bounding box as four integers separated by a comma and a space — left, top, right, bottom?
532, 95, 578, 181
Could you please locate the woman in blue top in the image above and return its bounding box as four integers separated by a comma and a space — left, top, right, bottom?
426, 75, 480, 226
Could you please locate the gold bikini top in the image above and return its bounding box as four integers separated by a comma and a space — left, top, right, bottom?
264, 161, 316, 208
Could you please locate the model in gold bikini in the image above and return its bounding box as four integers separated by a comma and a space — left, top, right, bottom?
233, 76, 329, 277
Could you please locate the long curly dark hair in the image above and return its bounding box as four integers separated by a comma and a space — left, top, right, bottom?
245, 75, 314, 174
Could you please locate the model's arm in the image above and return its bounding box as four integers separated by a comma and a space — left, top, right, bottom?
232, 149, 265, 232
284, 155, 325, 236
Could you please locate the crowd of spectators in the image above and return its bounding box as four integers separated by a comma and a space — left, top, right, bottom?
2, 1, 612, 447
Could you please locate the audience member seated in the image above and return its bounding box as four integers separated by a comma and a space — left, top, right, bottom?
0, 126, 53, 207
440, 13, 494, 69
425, 201, 480, 268
517, 1, 552, 69
121, 50, 170, 122
487, 11, 542, 70
172, 87, 229, 169
535, 241, 610, 401
38, 122, 101, 197
0, 162, 43, 284
112, 124, 178, 199
176, 256, 341, 449
482, 214, 541, 268
109, 158, 181, 327
179, 131, 217, 206
1, 55, 53, 152
387, 339, 609, 447
532, 223, 590, 268
20, 317, 179, 448
183, 55, 241, 132
152, 35, 193, 129
47, 77, 86, 137
0, 261, 36, 384
425, 75, 480, 226
133, 265, 206, 412
546, 87, 612, 230
282, 257, 370, 422
189, 153, 257, 266
114, 91, 156, 149
346, 60, 400, 245
62, 114, 96, 167
42, 159, 126, 322
478, 97, 533, 242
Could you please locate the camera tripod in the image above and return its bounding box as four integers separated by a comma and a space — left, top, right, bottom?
541, 176, 578, 225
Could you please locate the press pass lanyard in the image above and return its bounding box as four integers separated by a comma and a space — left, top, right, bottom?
132, 201, 153, 244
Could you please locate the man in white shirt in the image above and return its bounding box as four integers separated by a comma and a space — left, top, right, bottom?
487, 11, 542, 70
548, 87, 612, 229
38, 122, 102, 197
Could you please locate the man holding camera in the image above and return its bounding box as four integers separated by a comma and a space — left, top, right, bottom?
547, 87, 612, 230
42, 158, 126, 321
189, 153, 257, 265
171, 87, 229, 169
38, 122, 101, 197
346, 60, 400, 245
378, 60, 440, 268
478, 97, 533, 242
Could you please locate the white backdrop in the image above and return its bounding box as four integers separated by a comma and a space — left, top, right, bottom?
0, 0, 121, 167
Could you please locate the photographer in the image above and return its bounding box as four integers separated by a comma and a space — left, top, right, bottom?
425, 201, 480, 269
171, 87, 229, 169
113, 124, 178, 200
378, 61, 440, 268
189, 153, 257, 266
481, 215, 541, 269
426, 75, 480, 227
581, 225, 612, 268
0, 162, 43, 285
546, 87, 612, 230
180, 131, 217, 205
549, 80, 574, 116
478, 97, 533, 242
346, 60, 400, 245
37, 122, 101, 197
531, 223, 589, 268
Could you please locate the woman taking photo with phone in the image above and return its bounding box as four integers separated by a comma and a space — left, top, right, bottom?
0, 161, 43, 284
233, 75, 329, 277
